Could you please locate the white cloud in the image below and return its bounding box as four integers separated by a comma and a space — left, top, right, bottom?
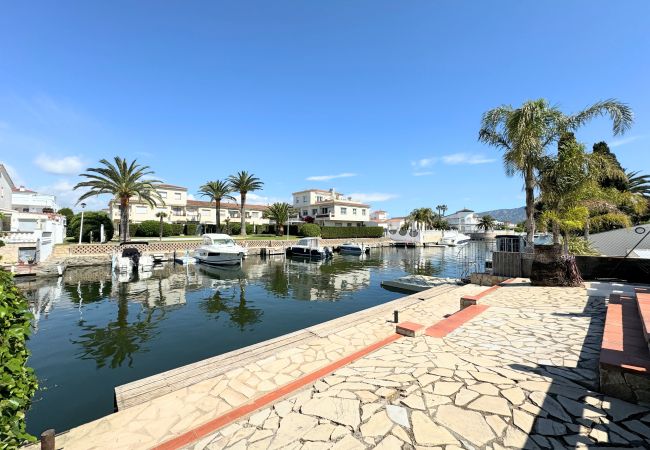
35, 154, 85, 175
187, 193, 196, 201
413, 171, 434, 177
347, 192, 398, 202
35, 179, 109, 211
237, 192, 291, 205
610, 135, 643, 148
411, 158, 437, 169
306, 172, 357, 181
441, 153, 495, 165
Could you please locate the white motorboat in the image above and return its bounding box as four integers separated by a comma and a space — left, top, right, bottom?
440, 231, 471, 246
194, 234, 247, 266
286, 237, 332, 259
338, 242, 370, 255
112, 244, 153, 273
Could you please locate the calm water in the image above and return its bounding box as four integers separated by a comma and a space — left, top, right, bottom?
19, 245, 477, 434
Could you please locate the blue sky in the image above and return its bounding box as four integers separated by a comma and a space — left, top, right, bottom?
1, 1, 648, 215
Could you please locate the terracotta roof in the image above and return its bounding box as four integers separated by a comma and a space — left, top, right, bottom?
12, 187, 38, 194
314, 200, 370, 208
155, 184, 188, 191
186, 199, 268, 211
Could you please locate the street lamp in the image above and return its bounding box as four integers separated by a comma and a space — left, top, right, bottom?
78, 202, 86, 245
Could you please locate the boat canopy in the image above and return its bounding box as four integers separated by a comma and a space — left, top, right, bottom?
202, 234, 237, 246
296, 237, 321, 248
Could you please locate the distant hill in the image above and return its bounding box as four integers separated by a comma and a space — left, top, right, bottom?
477, 207, 526, 224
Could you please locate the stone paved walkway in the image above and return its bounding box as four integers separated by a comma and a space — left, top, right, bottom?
38, 284, 487, 450
187, 283, 650, 449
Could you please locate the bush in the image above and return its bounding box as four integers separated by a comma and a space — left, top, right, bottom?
590, 212, 632, 233
135, 220, 172, 237
0, 271, 38, 446
299, 223, 321, 237
68, 212, 115, 243
229, 223, 254, 235
128, 223, 139, 238
320, 226, 384, 239
170, 223, 184, 236
186, 223, 198, 236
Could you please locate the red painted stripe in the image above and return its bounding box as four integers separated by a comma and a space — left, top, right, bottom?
152, 333, 402, 450
425, 304, 490, 338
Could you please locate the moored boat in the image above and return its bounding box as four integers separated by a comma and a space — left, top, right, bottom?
440, 231, 471, 246
286, 237, 332, 259
338, 242, 370, 255
194, 234, 247, 266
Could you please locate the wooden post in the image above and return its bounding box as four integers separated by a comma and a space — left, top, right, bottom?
41, 429, 55, 450
393, 310, 399, 323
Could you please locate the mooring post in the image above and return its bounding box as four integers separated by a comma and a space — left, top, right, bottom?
394, 310, 399, 323
173, 250, 176, 265
41, 429, 55, 450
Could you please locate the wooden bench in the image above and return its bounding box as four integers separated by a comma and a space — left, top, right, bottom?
599, 292, 650, 404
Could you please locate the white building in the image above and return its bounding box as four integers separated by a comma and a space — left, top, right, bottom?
0, 164, 14, 230
12, 186, 59, 213
444, 208, 481, 233
292, 188, 371, 227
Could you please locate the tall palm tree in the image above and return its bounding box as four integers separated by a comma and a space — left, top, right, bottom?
155, 211, 167, 241
479, 98, 633, 248
227, 171, 264, 236
263, 202, 295, 236
74, 157, 163, 242
435, 204, 446, 218
198, 180, 236, 232
405, 207, 436, 231
439, 204, 448, 218
478, 215, 496, 232
624, 170, 650, 198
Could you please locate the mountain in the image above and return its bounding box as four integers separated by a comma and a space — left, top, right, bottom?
477, 207, 526, 224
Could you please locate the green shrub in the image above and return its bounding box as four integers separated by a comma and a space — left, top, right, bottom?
590, 212, 632, 233
229, 223, 254, 235
186, 223, 198, 236
128, 223, 139, 238
135, 220, 172, 237
68, 212, 115, 242
170, 223, 184, 236
299, 223, 321, 237
320, 226, 384, 239
0, 271, 38, 446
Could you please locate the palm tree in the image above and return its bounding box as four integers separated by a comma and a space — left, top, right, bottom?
263, 202, 295, 236
155, 211, 167, 241
405, 207, 436, 231
227, 171, 264, 236
478, 215, 496, 232
624, 170, 650, 198
74, 157, 163, 242
479, 98, 633, 248
198, 180, 236, 232
435, 204, 446, 218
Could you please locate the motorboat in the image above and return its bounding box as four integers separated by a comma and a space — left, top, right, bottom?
286, 237, 333, 259
440, 231, 471, 246
194, 234, 247, 266
338, 242, 370, 255
112, 244, 154, 273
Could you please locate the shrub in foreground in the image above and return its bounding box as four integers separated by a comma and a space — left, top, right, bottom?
68, 211, 115, 242
298, 224, 321, 237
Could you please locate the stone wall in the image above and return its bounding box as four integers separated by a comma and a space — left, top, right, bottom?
0, 242, 20, 264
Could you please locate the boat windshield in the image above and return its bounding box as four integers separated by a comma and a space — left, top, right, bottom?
211, 239, 236, 246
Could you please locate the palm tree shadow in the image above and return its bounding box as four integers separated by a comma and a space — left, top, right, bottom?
511, 295, 649, 448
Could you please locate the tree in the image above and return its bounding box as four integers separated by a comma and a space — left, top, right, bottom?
68, 211, 115, 243
479, 98, 633, 249
263, 202, 295, 236
58, 207, 75, 236
624, 171, 650, 198
74, 157, 163, 242
155, 211, 168, 241
478, 215, 496, 231
436, 204, 448, 218
198, 180, 236, 232
592, 141, 627, 191
227, 171, 263, 236
405, 208, 436, 231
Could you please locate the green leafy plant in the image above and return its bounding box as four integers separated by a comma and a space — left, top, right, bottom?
298, 223, 321, 237
229, 223, 253, 235
263, 203, 295, 236
589, 212, 632, 233
198, 180, 236, 232
68, 211, 115, 243
320, 226, 384, 239
226, 171, 263, 236
0, 271, 38, 447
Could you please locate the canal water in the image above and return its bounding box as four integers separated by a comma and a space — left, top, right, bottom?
19, 245, 478, 435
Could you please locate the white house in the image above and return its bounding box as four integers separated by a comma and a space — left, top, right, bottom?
12, 186, 60, 213
444, 208, 481, 233
292, 188, 371, 227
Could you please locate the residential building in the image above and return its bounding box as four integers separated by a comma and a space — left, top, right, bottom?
0, 164, 14, 230
292, 188, 371, 227
108, 183, 270, 230
12, 186, 59, 213
444, 208, 481, 233
368, 210, 406, 232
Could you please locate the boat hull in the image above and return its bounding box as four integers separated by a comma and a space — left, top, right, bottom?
286, 247, 331, 259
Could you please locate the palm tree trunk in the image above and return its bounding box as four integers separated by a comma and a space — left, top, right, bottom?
524, 166, 536, 250
552, 221, 560, 245
159, 217, 163, 241
240, 192, 246, 236
216, 199, 221, 233
584, 219, 590, 240
120, 198, 130, 243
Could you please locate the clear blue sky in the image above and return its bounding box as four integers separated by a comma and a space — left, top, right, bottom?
1, 1, 648, 215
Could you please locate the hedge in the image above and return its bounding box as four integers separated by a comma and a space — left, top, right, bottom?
299, 223, 321, 237
229, 223, 254, 235
171, 223, 184, 236
68, 212, 115, 242
320, 226, 384, 239
0, 271, 38, 446
135, 220, 172, 237
186, 223, 198, 236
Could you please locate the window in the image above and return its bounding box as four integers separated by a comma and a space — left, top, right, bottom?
352, 208, 357, 215
252, 211, 259, 218
172, 207, 183, 215
303, 195, 307, 202
347, 223, 352, 227
312, 209, 317, 215
321, 207, 328, 214
295, 197, 299, 204
341, 207, 347, 214
174, 192, 182, 200
303, 210, 308, 216
136, 206, 148, 214
362, 209, 366, 215
159, 191, 167, 198
316, 196, 323, 202
335, 223, 342, 227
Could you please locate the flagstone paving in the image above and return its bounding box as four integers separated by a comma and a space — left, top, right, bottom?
186, 283, 650, 450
